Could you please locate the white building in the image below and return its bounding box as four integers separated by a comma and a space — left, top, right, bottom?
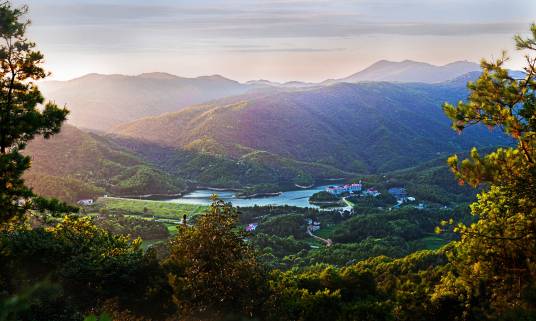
326, 183, 362, 196
364, 188, 381, 197
77, 199, 94, 206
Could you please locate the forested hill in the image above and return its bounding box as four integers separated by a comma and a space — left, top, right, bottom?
38, 60, 484, 132
23, 125, 187, 202
39, 73, 251, 131
26, 75, 513, 203
23, 125, 351, 202
112, 79, 512, 174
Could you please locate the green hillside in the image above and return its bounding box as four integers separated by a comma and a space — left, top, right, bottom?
25, 80, 511, 201
112, 80, 511, 174
363, 157, 478, 206
24, 125, 187, 203
110, 137, 353, 189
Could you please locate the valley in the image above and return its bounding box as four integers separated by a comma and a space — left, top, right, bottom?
79, 182, 465, 270
23, 62, 492, 283
35, 69, 488, 274
24, 63, 511, 205
1, 1, 534, 319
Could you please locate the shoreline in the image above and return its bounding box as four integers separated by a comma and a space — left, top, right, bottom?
308, 200, 343, 205
294, 183, 314, 189
107, 183, 333, 202
195, 186, 242, 192
235, 191, 283, 199
109, 193, 183, 200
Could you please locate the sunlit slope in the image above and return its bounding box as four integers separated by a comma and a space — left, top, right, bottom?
113, 80, 510, 173
24, 125, 187, 202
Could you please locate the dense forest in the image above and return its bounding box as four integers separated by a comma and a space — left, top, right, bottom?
1, 2, 536, 321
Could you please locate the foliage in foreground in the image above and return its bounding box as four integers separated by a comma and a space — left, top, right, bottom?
0, 1, 68, 226
0, 203, 456, 321
165, 198, 269, 320
436, 23, 536, 318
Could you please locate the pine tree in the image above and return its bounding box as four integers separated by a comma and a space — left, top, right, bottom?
436, 24, 536, 318
0, 1, 68, 226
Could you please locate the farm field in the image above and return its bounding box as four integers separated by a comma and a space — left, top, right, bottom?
95, 197, 207, 220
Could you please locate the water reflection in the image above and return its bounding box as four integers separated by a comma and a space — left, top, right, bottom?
166, 185, 334, 208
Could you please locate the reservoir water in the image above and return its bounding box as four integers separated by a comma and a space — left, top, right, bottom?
166, 185, 334, 208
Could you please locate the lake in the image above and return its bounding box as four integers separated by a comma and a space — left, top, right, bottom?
166, 185, 337, 208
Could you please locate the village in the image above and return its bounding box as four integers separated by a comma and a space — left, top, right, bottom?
324, 181, 425, 209
74, 181, 427, 249
325, 182, 380, 197
244, 182, 430, 246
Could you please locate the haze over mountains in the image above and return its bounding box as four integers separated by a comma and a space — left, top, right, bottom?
39, 72, 250, 131
40, 60, 482, 131
328, 60, 481, 84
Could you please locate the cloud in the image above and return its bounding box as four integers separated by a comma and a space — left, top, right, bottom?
12, 0, 535, 81
21, 0, 534, 38
225, 47, 346, 53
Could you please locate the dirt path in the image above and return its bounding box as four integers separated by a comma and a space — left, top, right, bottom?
307, 226, 333, 246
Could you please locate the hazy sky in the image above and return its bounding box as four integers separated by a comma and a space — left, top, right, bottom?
13, 0, 536, 82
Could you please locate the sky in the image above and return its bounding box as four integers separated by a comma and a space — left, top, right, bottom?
13, 0, 536, 82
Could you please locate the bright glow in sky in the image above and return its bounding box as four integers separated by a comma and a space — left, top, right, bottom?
14, 0, 536, 82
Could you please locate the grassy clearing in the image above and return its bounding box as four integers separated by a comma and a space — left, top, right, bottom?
414, 235, 449, 250
165, 223, 179, 235
95, 197, 207, 220
315, 224, 338, 239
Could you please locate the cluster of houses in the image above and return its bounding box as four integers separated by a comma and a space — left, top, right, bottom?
326, 182, 381, 198
324, 184, 425, 209
363, 188, 381, 197
326, 183, 362, 196
387, 187, 408, 201
388, 187, 425, 209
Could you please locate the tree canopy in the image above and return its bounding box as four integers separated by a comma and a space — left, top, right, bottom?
437, 23, 536, 318
0, 1, 68, 226
165, 197, 268, 320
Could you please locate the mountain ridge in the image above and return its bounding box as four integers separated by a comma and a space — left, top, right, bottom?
111, 79, 511, 174
23, 124, 188, 202
39, 72, 252, 131
326, 60, 481, 84
38, 60, 485, 132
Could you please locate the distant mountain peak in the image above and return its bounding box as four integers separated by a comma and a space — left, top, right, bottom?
444, 60, 476, 66
137, 72, 179, 80
71, 73, 112, 81
334, 59, 480, 84
246, 79, 280, 86
196, 74, 235, 82
38, 72, 251, 131
370, 59, 428, 66
400, 59, 425, 64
